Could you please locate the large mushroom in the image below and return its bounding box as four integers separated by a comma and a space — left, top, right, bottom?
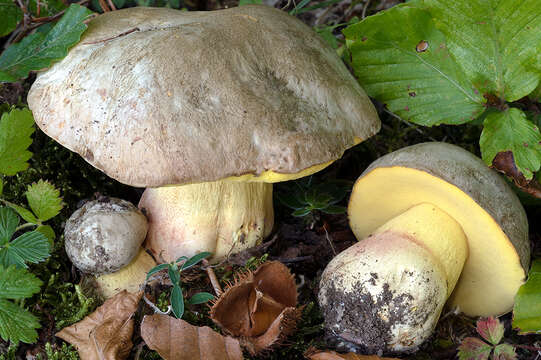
318, 142, 529, 353
28, 5, 380, 264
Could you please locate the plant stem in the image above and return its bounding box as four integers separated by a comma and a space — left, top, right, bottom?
202, 259, 223, 296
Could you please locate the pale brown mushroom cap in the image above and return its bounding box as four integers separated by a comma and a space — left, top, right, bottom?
27, 5, 380, 187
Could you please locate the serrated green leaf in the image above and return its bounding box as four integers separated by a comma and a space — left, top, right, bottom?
0, 108, 35, 176
512, 259, 541, 334
187, 292, 214, 305
0, 0, 22, 37
26, 180, 63, 222
457, 337, 492, 360
0, 231, 50, 268
493, 344, 517, 360
0, 4, 93, 82
35, 225, 55, 245
480, 108, 541, 179
0, 207, 18, 245
0, 265, 42, 299
6, 202, 38, 224
419, 0, 541, 102
181, 251, 211, 270
344, 4, 485, 127
0, 298, 41, 344
146, 263, 169, 280
170, 284, 184, 319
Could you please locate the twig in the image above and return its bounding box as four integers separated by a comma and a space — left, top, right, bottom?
143, 294, 171, 315
272, 255, 313, 263
361, 0, 370, 19
323, 224, 337, 256
203, 259, 223, 296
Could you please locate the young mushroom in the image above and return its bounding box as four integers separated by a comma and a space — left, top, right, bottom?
28, 5, 380, 264
318, 142, 529, 353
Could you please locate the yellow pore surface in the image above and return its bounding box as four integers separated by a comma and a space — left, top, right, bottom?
373, 203, 468, 297
349, 167, 525, 317
95, 249, 156, 298
221, 137, 363, 183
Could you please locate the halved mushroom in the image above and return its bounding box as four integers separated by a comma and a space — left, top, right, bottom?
319, 142, 529, 353
28, 5, 380, 264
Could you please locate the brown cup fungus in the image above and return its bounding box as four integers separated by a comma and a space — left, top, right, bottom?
318, 142, 530, 353
28, 5, 380, 265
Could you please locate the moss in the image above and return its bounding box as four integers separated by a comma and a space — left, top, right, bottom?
38, 342, 79, 360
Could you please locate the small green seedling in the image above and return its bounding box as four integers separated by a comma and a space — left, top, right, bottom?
146, 252, 215, 319
276, 177, 351, 220
458, 317, 516, 360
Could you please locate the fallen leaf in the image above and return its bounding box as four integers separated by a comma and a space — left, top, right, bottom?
305, 348, 400, 359
140, 314, 242, 360
491, 151, 541, 199
56, 290, 141, 360
211, 261, 300, 354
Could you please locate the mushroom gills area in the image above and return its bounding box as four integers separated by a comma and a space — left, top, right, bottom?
373, 203, 468, 297
348, 166, 526, 316
318, 230, 448, 353
139, 181, 273, 263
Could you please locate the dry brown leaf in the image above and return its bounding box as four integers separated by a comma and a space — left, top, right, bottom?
56, 290, 141, 360
140, 314, 243, 360
305, 349, 400, 360
211, 261, 300, 354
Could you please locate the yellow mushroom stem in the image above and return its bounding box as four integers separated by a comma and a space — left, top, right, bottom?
94, 249, 156, 299
138, 159, 344, 264
318, 203, 468, 352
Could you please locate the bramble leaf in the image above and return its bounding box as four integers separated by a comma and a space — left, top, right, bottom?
36, 225, 55, 244
0, 207, 18, 245
512, 259, 541, 334
457, 337, 491, 360
6, 202, 38, 224
26, 179, 63, 222
480, 108, 541, 179
493, 344, 517, 360
344, 4, 485, 127
0, 265, 42, 299
0, 108, 35, 176
0, 230, 50, 268
418, 0, 541, 102
476, 317, 504, 346
0, 265, 42, 344
0, 4, 93, 82
0, 298, 41, 344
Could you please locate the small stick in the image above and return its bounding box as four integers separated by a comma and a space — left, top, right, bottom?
203, 259, 223, 296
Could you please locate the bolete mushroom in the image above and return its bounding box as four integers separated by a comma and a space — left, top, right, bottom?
318, 142, 529, 353
28, 5, 380, 263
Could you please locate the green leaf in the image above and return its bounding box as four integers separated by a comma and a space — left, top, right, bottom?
0, 265, 42, 299
6, 202, 38, 224
457, 337, 492, 360
419, 0, 541, 102
0, 108, 35, 176
292, 207, 312, 217
315, 27, 339, 49
28, 0, 68, 17
512, 259, 541, 334
181, 251, 211, 270
276, 192, 306, 210
168, 265, 180, 285
36, 225, 55, 245
0, 0, 22, 37
480, 108, 541, 179
0, 207, 18, 245
26, 180, 63, 222
0, 298, 41, 344
344, 4, 485, 127
187, 292, 214, 305
289, 0, 310, 15
0, 4, 93, 82
239, 0, 261, 5
321, 205, 347, 214
476, 317, 504, 346
493, 344, 517, 360
170, 284, 184, 319
146, 263, 169, 280
0, 231, 50, 268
